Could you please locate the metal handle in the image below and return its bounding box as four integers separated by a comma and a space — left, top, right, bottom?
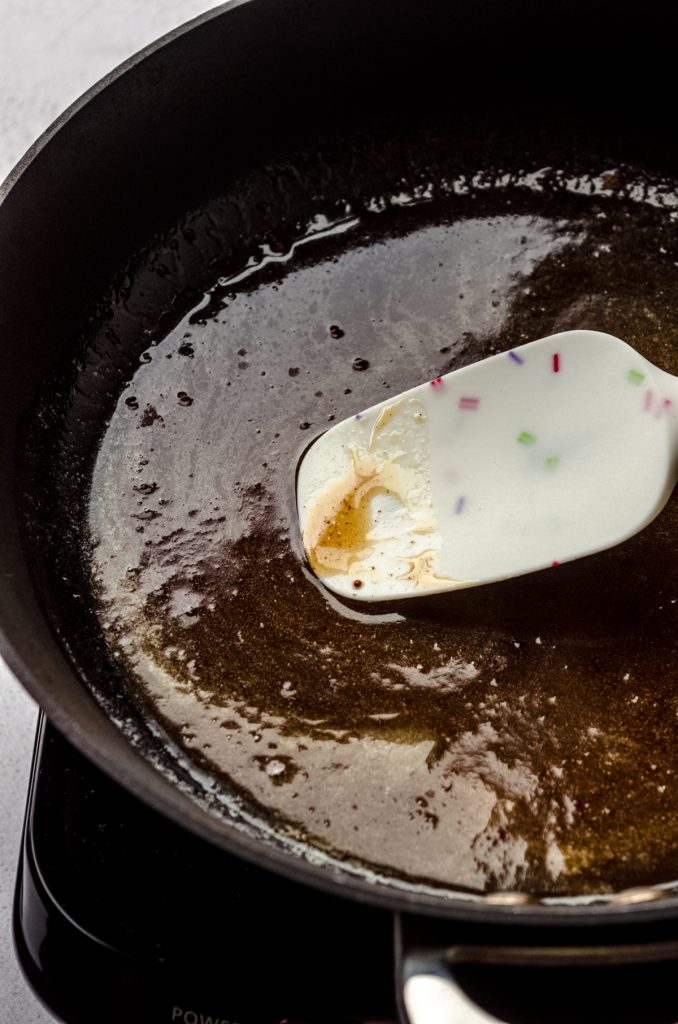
403, 970, 504, 1024
398, 918, 678, 1024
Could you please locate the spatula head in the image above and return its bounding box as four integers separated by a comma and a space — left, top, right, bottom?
297, 330, 678, 601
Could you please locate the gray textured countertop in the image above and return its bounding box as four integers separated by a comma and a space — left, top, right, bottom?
0, 4, 210, 1020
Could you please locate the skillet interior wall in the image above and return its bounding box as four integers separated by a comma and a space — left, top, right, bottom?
5, 0, 678, 905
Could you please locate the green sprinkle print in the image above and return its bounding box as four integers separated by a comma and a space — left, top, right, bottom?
517, 431, 537, 446
627, 369, 645, 384
546, 455, 559, 467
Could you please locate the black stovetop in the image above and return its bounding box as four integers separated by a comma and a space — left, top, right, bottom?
14, 716, 396, 1024
14, 716, 678, 1024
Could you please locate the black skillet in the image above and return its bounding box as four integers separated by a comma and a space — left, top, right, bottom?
2, 1, 678, 1020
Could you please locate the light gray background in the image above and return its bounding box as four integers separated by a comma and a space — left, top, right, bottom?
0, 4, 211, 1020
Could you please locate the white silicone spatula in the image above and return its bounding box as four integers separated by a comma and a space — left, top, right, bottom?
297, 330, 678, 602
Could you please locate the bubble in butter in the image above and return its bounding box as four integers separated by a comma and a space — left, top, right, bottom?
299, 397, 456, 598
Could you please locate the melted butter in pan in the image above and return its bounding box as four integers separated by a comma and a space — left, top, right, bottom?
88, 197, 678, 896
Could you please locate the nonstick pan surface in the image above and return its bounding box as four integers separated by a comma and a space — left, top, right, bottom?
2, 0, 678, 928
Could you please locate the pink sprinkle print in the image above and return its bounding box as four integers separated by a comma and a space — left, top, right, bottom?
459, 396, 479, 411
552, 353, 560, 373
551, 561, 559, 567
430, 377, 443, 388
644, 389, 653, 411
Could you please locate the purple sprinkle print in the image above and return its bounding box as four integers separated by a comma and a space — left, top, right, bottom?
455, 496, 466, 514
508, 350, 524, 365
459, 396, 479, 411
355, 413, 362, 420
